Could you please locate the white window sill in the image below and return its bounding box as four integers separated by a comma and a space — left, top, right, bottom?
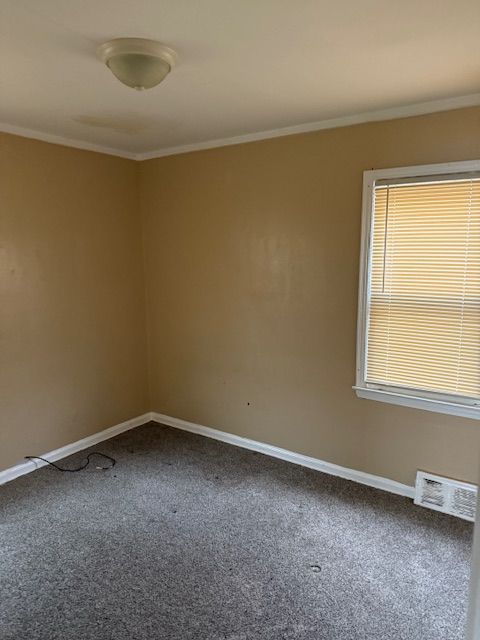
353, 386, 480, 420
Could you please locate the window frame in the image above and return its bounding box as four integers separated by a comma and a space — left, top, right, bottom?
354, 159, 480, 420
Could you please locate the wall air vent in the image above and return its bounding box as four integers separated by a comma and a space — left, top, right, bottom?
415, 471, 477, 522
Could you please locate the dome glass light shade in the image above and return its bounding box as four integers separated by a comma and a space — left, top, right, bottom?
107, 53, 170, 90
97, 38, 177, 91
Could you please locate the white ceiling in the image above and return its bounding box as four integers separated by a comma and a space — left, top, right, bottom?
1, 0, 480, 159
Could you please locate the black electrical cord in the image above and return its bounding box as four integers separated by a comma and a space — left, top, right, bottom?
24, 452, 116, 472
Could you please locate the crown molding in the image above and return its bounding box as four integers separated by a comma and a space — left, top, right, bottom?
0, 121, 136, 160
135, 92, 480, 160
2, 92, 480, 162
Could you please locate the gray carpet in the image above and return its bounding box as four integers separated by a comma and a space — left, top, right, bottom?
0, 422, 472, 640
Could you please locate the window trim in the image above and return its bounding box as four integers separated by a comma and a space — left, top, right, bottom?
355, 159, 480, 420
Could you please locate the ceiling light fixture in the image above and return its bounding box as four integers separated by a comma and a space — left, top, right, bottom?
97, 38, 177, 91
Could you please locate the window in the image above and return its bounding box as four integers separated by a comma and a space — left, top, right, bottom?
355, 160, 480, 419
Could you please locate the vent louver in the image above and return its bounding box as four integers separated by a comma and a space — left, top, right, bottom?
415, 472, 477, 522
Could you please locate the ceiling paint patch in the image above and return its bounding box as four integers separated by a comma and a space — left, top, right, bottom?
73, 114, 155, 136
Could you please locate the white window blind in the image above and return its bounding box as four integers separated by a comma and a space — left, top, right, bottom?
365, 174, 480, 401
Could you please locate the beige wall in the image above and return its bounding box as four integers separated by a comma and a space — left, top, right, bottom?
0, 133, 148, 471
2, 107, 480, 486
140, 106, 480, 486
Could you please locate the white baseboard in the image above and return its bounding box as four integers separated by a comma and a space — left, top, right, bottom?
0, 413, 152, 486
151, 412, 415, 499
1, 409, 414, 499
